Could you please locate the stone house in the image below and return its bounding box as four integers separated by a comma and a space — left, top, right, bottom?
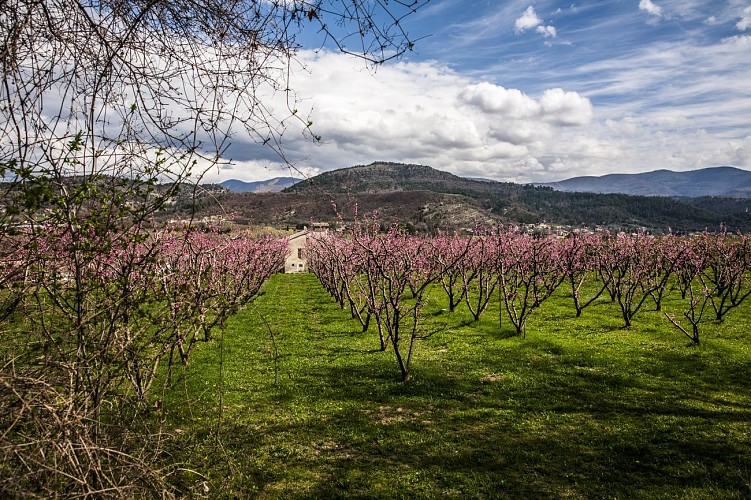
285, 230, 308, 273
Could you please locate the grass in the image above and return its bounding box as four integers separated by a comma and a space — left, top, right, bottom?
164, 273, 751, 498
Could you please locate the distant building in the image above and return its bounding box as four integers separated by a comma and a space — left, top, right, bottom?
285, 230, 308, 273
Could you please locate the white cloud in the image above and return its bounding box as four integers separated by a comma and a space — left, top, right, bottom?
458, 83, 591, 126
514, 6, 542, 33
205, 50, 603, 183
23, 2, 749, 188
731, 136, 751, 166
536, 25, 557, 38
458, 83, 540, 118
639, 0, 662, 17
514, 6, 556, 38
723, 34, 751, 46
489, 122, 550, 145
737, 6, 751, 31
204, 17, 751, 185
540, 88, 593, 126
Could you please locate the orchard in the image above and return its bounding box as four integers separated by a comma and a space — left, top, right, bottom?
308, 221, 751, 381
0, 217, 287, 493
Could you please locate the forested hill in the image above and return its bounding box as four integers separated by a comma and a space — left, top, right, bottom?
284, 161, 511, 195
250, 161, 751, 233
6, 163, 749, 233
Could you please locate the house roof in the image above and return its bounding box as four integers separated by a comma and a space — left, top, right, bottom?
288, 230, 309, 241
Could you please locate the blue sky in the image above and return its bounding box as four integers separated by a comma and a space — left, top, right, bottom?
208, 0, 751, 184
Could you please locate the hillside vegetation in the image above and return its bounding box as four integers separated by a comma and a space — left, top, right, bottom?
209, 162, 751, 233
7, 162, 749, 233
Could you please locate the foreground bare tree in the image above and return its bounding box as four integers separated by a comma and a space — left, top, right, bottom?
1, 1, 428, 496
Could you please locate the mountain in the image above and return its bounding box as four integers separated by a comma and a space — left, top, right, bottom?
244, 161, 748, 233
162, 162, 751, 233
284, 162, 502, 194
541, 167, 751, 198
220, 177, 300, 193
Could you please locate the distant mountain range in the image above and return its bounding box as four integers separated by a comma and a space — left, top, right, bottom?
184, 161, 750, 234
284, 162, 751, 232
219, 177, 300, 193
219, 165, 751, 198
540, 166, 751, 198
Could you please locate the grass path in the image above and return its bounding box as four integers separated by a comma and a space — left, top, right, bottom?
166, 273, 751, 498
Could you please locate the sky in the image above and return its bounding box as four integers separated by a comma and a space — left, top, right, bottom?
203, 0, 751, 184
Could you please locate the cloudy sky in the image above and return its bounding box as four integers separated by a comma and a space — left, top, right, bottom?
205, 0, 751, 184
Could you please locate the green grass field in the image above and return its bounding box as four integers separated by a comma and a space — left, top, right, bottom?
164, 273, 751, 498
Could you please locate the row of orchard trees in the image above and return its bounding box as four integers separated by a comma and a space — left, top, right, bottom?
1, 209, 286, 493
0, 0, 428, 493
307, 220, 751, 382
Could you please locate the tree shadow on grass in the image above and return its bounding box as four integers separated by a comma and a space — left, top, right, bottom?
283, 343, 751, 497
201, 337, 751, 496
248, 390, 751, 499
183, 274, 751, 497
